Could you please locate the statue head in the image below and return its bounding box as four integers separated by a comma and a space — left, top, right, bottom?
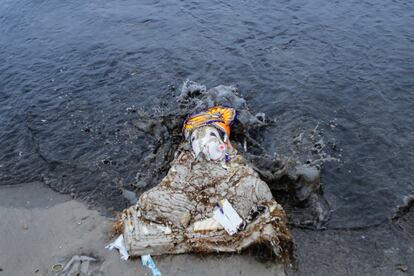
189, 126, 228, 161
183, 106, 236, 161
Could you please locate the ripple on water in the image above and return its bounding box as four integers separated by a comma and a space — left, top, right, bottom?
0, 0, 413, 228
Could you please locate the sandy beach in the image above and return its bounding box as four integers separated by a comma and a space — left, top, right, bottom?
0, 182, 286, 276
1, 182, 412, 275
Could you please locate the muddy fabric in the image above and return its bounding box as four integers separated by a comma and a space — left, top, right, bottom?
122, 149, 292, 261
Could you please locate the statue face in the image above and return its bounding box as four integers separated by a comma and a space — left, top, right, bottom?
190, 126, 227, 161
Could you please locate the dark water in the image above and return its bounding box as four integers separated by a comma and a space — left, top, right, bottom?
1, 0, 413, 229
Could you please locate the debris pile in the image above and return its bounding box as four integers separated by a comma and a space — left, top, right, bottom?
133, 82, 333, 229
106, 82, 335, 263
121, 148, 292, 260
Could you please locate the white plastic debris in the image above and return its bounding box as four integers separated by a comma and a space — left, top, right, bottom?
56, 255, 96, 276
213, 199, 243, 235
141, 254, 161, 276
105, 234, 129, 260
193, 217, 222, 233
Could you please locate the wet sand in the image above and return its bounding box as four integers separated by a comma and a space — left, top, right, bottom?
0, 182, 285, 276
1, 182, 412, 276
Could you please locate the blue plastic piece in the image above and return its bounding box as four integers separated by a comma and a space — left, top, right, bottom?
141, 254, 161, 276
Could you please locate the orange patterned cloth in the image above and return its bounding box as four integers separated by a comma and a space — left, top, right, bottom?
183, 106, 236, 139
